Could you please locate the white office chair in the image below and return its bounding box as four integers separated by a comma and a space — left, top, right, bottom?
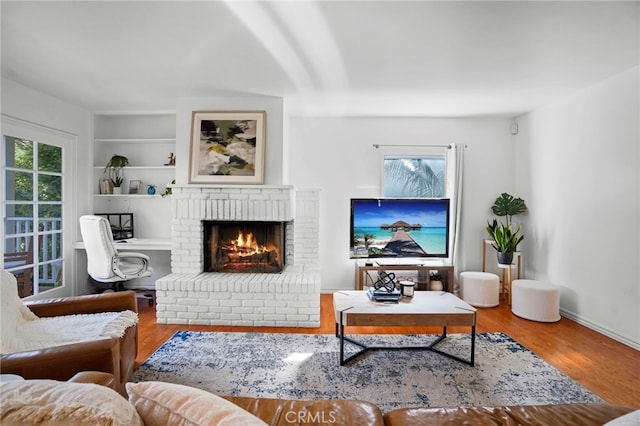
79, 215, 153, 292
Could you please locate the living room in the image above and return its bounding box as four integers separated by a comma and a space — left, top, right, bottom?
1, 1, 638, 422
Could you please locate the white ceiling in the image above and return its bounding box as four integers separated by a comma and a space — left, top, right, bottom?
2, 1, 638, 117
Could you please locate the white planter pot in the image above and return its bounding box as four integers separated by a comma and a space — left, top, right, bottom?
429, 280, 444, 291
112, 186, 123, 195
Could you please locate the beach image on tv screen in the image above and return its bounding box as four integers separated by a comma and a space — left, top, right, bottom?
350, 198, 449, 258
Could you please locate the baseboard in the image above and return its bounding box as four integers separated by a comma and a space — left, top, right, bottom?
560, 308, 640, 351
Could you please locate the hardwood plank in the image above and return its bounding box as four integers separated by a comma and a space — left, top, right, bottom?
135, 293, 639, 408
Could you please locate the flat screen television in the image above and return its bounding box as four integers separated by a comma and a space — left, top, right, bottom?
350, 198, 450, 259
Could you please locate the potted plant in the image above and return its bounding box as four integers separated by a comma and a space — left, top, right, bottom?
160, 179, 175, 198
486, 193, 527, 265
429, 271, 444, 291
486, 219, 524, 265
104, 154, 129, 194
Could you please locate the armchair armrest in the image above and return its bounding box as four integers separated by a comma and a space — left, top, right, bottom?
0, 339, 120, 383
25, 290, 138, 317
117, 252, 150, 261
113, 252, 151, 280
68, 371, 117, 390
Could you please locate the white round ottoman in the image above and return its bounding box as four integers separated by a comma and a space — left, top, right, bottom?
460, 272, 500, 307
511, 279, 561, 322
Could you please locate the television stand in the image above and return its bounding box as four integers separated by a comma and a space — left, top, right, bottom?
354, 259, 455, 292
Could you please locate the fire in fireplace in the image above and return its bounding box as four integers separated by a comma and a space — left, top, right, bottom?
203, 221, 285, 273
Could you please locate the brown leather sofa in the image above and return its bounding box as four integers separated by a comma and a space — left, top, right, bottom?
3, 371, 635, 425
225, 396, 635, 426
0, 291, 138, 396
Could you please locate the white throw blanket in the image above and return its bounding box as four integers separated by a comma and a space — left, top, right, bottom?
1, 269, 138, 355
1, 310, 138, 355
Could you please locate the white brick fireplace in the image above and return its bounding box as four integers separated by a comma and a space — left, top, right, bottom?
155, 185, 321, 327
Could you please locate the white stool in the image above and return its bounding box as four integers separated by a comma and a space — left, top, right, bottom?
460, 272, 500, 307
511, 279, 560, 322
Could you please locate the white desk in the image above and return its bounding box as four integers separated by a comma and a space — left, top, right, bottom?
74, 238, 172, 251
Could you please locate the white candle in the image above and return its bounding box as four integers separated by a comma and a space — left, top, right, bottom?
400, 281, 415, 297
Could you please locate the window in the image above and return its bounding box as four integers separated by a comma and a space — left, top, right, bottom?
2, 118, 72, 298
382, 151, 446, 198
379, 144, 464, 266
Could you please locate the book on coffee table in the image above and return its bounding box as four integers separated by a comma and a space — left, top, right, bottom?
367, 287, 401, 302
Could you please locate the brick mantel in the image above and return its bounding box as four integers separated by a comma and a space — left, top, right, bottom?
155, 185, 321, 327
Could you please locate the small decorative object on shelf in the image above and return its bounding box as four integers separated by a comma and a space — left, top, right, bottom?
104, 154, 129, 194
161, 179, 175, 197
147, 185, 156, 195
164, 152, 176, 166
429, 272, 444, 291
129, 180, 142, 194
99, 178, 113, 194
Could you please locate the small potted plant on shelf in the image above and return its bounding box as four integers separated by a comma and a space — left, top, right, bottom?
104, 154, 129, 194
429, 271, 444, 291
486, 192, 527, 265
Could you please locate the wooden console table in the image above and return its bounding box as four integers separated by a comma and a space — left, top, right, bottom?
354, 260, 455, 292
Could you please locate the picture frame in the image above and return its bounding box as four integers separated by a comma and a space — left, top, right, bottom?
129, 180, 142, 194
189, 111, 266, 184
95, 213, 134, 240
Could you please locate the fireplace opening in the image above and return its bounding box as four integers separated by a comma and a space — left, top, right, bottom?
203, 221, 285, 273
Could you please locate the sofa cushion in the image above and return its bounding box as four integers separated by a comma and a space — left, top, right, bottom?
383, 403, 637, 426
0, 379, 142, 426
126, 381, 267, 426
224, 395, 386, 426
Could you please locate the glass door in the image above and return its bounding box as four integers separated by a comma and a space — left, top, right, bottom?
2, 117, 73, 298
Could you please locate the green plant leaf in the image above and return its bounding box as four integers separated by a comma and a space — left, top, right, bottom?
490, 192, 527, 226
486, 222, 523, 253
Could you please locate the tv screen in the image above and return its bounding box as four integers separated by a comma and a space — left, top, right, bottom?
350, 198, 450, 259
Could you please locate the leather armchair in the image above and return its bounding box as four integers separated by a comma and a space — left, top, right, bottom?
0, 287, 138, 396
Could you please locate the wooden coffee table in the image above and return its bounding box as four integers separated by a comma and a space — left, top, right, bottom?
333, 290, 477, 366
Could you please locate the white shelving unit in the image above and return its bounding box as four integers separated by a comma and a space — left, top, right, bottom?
92, 112, 176, 239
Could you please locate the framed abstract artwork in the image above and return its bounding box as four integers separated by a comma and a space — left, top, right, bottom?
189, 111, 266, 184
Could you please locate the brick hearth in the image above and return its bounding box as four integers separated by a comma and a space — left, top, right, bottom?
155, 186, 321, 327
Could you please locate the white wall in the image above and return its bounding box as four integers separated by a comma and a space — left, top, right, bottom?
289, 116, 515, 291
1, 78, 92, 297
514, 67, 640, 349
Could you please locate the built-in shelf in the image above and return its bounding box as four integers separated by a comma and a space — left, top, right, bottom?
93, 166, 175, 171
92, 112, 176, 240
94, 138, 176, 144
93, 194, 168, 198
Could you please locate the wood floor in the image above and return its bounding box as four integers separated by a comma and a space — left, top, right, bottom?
135, 293, 640, 409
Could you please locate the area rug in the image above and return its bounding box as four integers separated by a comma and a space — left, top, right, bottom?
132, 331, 603, 413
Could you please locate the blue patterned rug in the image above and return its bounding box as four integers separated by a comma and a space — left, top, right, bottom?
132, 331, 603, 413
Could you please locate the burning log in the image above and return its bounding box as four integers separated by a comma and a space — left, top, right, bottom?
224, 249, 278, 265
